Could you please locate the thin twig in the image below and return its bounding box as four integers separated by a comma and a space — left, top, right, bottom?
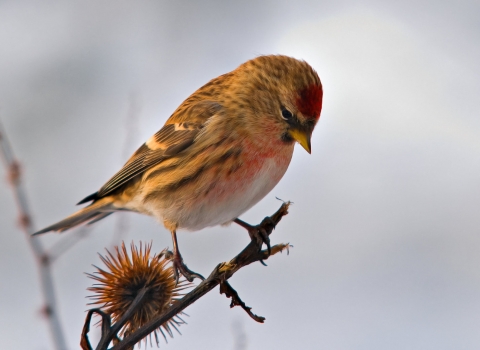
109, 202, 291, 350
220, 280, 265, 323
111, 94, 141, 247
48, 226, 91, 262
0, 120, 68, 350
81, 309, 112, 350
81, 287, 148, 350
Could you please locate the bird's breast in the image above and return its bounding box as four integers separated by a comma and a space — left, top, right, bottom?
168, 138, 294, 230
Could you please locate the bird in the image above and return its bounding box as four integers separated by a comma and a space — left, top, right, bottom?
34, 55, 323, 282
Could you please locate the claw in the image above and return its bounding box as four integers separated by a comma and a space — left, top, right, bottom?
172, 254, 205, 283
233, 203, 291, 266
164, 250, 174, 260
234, 216, 275, 259
169, 230, 204, 283
258, 228, 271, 256
260, 216, 276, 232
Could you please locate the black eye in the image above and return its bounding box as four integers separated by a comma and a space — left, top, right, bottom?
281, 107, 293, 120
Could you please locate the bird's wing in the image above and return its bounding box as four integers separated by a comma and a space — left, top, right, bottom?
78, 100, 223, 204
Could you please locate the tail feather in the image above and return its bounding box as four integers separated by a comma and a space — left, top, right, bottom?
86, 212, 114, 226
33, 199, 115, 235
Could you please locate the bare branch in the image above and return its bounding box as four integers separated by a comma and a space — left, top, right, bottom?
108, 202, 291, 350
81, 288, 148, 350
0, 120, 68, 350
81, 309, 112, 350
220, 280, 265, 323
48, 226, 91, 262
111, 94, 141, 247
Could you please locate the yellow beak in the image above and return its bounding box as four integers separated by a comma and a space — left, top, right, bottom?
288, 129, 311, 154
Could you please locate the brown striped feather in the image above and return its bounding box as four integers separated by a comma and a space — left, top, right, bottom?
94, 100, 224, 199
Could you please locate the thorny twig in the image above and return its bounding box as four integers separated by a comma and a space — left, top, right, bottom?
0, 120, 68, 350
81, 202, 291, 350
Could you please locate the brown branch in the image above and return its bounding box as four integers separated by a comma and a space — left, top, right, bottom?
108, 202, 291, 350
81, 288, 148, 350
0, 120, 68, 350
220, 280, 265, 323
81, 309, 112, 350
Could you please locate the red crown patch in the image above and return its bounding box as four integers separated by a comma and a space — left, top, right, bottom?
296, 84, 323, 120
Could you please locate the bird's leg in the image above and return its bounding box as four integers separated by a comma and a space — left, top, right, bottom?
233, 216, 276, 257
169, 229, 205, 283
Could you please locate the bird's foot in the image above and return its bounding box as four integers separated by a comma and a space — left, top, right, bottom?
166, 250, 205, 284
235, 216, 276, 257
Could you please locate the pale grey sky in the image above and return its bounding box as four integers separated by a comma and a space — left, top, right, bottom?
1, 1, 479, 349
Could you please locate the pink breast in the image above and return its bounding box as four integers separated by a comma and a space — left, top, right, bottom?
205, 139, 293, 202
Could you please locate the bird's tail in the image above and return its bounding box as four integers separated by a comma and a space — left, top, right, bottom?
33, 198, 116, 235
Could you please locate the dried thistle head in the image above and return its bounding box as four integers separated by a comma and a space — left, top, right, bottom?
88, 241, 190, 345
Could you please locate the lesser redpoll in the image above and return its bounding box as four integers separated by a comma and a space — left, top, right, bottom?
34, 55, 323, 281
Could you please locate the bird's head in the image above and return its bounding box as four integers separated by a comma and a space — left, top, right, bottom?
234, 55, 323, 153
279, 82, 323, 154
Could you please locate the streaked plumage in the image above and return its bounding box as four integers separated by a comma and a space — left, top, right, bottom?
34, 55, 323, 281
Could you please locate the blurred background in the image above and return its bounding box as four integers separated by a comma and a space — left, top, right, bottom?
1, 0, 479, 349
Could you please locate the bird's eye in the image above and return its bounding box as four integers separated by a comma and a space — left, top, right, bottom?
281, 108, 293, 120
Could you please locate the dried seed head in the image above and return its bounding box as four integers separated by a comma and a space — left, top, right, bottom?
87, 241, 190, 346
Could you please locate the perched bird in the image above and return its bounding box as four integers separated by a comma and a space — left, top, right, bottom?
34, 55, 323, 281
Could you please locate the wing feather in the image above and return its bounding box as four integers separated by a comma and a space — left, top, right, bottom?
88, 100, 223, 201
